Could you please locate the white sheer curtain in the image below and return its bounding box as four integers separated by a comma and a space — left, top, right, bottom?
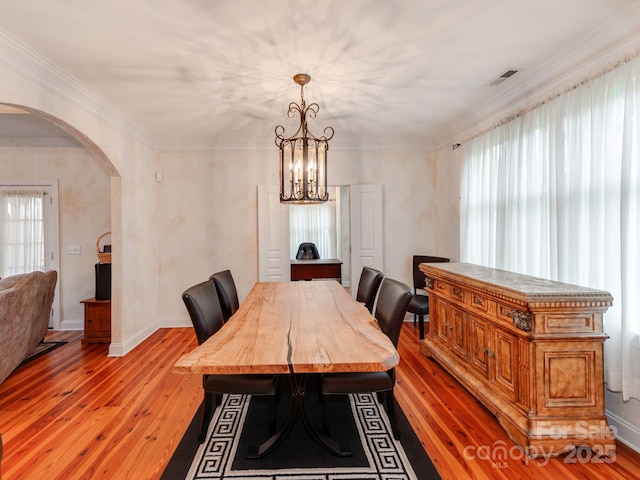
0, 190, 46, 277
290, 201, 337, 259
461, 56, 640, 401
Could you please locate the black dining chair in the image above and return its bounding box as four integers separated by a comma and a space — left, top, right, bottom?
321, 278, 412, 440
407, 255, 450, 339
295, 242, 320, 260
209, 269, 239, 322
355, 266, 384, 313
182, 280, 278, 443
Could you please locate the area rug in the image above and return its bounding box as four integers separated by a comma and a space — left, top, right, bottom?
19, 341, 66, 367
162, 378, 440, 480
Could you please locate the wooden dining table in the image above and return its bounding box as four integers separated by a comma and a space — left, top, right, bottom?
172, 280, 399, 457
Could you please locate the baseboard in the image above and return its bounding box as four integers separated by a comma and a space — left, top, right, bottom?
59, 318, 83, 331
108, 324, 157, 357
158, 316, 191, 328
606, 409, 640, 454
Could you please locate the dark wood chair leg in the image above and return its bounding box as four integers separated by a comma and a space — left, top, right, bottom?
418, 313, 425, 339
199, 390, 216, 443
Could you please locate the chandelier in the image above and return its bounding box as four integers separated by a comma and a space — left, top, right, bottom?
275, 74, 334, 204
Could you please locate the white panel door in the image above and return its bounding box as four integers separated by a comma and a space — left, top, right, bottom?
350, 184, 383, 298
257, 185, 290, 282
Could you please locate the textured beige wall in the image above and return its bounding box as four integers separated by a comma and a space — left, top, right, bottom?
157, 147, 438, 325
0, 145, 110, 325
0, 60, 159, 355
434, 145, 463, 262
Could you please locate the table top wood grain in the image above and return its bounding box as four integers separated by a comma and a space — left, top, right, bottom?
172, 281, 399, 375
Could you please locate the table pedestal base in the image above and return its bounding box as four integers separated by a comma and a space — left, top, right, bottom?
247, 372, 352, 458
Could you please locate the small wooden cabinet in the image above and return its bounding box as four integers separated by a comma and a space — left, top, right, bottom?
81, 297, 111, 344
419, 263, 615, 457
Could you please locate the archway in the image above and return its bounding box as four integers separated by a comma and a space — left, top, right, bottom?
0, 103, 121, 340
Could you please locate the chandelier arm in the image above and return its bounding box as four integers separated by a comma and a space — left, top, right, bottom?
305, 103, 319, 120
274, 125, 286, 147
321, 126, 335, 142
287, 102, 302, 118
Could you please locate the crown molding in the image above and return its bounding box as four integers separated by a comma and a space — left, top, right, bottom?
0, 28, 157, 149
434, 3, 640, 151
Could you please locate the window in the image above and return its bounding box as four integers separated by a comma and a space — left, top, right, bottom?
0, 189, 46, 276
289, 200, 338, 259
460, 56, 640, 400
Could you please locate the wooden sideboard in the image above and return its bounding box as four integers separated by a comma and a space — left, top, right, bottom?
419, 262, 615, 457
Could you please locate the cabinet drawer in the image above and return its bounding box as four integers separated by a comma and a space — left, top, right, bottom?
433, 280, 448, 295
497, 303, 515, 323
470, 293, 488, 310
469, 293, 494, 315
450, 285, 465, 302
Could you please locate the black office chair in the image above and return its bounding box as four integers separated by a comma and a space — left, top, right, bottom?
321, 278, 412, 440
295, 242, 320, 259
210, 269, 239, 322
407, 255, 450, 339
182, 280, 278, 443
356, 266, 384, 313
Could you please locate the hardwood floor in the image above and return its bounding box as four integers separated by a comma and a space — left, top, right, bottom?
0, 324, 638, 479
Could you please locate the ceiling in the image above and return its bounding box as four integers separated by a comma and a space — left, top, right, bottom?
1, 0, 640, 149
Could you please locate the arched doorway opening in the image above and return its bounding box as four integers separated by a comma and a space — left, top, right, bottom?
0, 103, 121, 336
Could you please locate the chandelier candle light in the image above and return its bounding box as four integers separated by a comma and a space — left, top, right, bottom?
275, 74, 334, 203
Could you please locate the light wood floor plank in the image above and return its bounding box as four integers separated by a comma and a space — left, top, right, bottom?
0, 325, 638, 480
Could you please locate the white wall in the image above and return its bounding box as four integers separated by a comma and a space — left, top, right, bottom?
157, 147, 438, 325
0, 145, 110, 328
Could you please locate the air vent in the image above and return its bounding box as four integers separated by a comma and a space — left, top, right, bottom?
486, 69, 520, 87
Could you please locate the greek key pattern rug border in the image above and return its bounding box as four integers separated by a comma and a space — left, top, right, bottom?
186, 393, 419, 480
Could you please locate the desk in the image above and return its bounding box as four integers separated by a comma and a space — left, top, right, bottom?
173, 280, 398, 456
290, 259, 342, 281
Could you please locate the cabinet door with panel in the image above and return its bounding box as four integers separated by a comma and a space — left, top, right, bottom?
491, 324, 519, 401
449, 304, 468, 362
81, 298, 111, 344
432, 296, 450, 347
468, 313, 518, 401
433, 296, 468, 362
469, 314, 490, 379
